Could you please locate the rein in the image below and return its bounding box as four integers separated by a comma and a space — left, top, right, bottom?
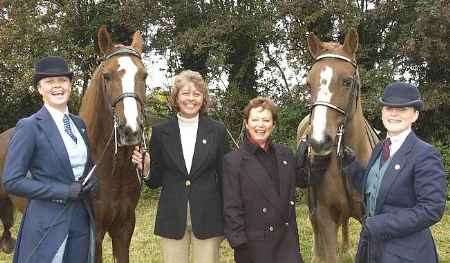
95, 47, 148, 188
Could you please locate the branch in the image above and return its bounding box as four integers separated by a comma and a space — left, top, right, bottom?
263, 43, 289, 94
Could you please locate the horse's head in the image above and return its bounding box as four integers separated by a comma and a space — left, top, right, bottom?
97, 25, 147, 147
306, 29, 360, 156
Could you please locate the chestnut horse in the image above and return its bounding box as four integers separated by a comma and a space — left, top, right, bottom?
0, 26, 147, 263
297, 29, 379, 262
79, 26, 147, 263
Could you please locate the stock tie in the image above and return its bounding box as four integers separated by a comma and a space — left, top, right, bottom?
63, 114, 77, 143
380, 138, 391, 167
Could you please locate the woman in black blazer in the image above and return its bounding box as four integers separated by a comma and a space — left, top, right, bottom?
223, 97, 305, 263
133, 70, 228, 263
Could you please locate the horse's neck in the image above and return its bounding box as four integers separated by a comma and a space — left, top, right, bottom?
346, 101, 374, 164
79, 72, 114, 158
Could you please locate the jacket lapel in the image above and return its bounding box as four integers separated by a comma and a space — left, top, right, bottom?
36, 107, 75, 180
242, 145, 284, 214
189, 116, 213, 177
162, 119, 188, 175
375, 132, 417, 214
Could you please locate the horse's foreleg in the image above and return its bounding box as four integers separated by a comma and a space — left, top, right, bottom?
339, 219, 353, 262
110, 214, 136, 263
311, 206, 338, 263
95, 228, 107, 263
0, 198, 16, 254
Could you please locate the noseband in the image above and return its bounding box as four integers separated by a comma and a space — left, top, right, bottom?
310, 53, 360, 157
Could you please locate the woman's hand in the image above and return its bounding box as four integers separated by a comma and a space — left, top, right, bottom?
132, 146, 150, 176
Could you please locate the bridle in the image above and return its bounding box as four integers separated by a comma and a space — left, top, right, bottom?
96, 47, 148, 186
310, 53, 360, 157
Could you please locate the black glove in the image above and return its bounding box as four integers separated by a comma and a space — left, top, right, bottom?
68, 182, 82, 200
234, 243, 251, 263
343, 146, 356, 165
296, 140, 309, 168
80, 175, 99, 195
310, 154, 330, 175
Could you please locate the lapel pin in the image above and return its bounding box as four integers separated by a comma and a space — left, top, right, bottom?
394, 164, 401, 170
283, 160, 288, 165
202, 139, 207, 144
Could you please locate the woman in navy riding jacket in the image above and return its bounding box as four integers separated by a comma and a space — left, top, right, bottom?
344, 82, 447, 263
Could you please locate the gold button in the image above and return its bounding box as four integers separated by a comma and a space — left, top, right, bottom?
262, 208, 267, 213
269, 226, 274, 232
285, 222, 289, 226
289, 201, 294, 206
185, 180, 191, 186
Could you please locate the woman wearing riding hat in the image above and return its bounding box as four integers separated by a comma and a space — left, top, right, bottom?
343, 82, 447, 263
2, 56, 98, 263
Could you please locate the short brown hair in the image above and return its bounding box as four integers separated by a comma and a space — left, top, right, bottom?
169, 70, 209, 114
243, 97, 278, 123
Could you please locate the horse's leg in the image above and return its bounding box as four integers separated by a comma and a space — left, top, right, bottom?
310, 212, 325, 263
95, 227, 107, 263
0, 198, 16, 254
109, 213, 136, 263
339, 218, 353, 262
311, 205, 338, 263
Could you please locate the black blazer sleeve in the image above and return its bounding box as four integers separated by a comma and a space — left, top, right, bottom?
222, 151, 248, 248
146, 125, 163, 188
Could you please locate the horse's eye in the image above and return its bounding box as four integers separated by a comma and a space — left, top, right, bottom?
103, 72, 112, 81
343, 78, 353, 88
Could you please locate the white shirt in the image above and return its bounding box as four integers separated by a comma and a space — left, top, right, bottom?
386, 127, 411, 158
177, 113, 199, 174
45, 104, 88, 181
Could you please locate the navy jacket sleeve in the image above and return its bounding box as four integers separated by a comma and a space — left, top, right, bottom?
365, 145, 447, 240
2, 119, 71, 201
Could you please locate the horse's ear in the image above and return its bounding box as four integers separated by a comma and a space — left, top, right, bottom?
97, 25, 113, 55
343, 28, 359, 57
307, 32, 323, 59
131, 31, 144, 53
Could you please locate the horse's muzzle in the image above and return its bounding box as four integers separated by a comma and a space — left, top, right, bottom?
117, 125, 142, 146
308, 135, 333, 156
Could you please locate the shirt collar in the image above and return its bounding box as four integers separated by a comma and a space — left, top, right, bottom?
177, 113, 199, 124
45, 104, 69, 123
386, 128, 411, 157
244, 134, 272, 153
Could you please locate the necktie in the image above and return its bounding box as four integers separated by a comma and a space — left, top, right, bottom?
63, 114, 77, 143
380, 138, 391, 167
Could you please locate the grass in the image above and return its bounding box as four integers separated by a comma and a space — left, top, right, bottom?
1, 189, 449, 263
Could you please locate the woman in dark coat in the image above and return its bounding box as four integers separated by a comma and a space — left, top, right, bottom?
222, 97, 304, 263
344, 82, 447, 263
132, 70, 228, 263
2, 56, 97, 263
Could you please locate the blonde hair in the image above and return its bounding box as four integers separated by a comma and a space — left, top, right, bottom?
169, 70, 209, 114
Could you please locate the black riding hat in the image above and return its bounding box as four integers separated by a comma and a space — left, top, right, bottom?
33, 56, 73, 87
379, 82, 423, 111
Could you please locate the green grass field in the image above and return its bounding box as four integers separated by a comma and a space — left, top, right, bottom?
1, 189, 449, 263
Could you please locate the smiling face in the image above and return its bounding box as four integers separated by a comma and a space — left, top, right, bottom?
245, 106, 275, 148
176, 81, 204, 118
382, 106, 418, 136
38, 76, 72, 111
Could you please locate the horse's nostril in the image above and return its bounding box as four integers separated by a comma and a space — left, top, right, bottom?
308, 135, 333, 155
